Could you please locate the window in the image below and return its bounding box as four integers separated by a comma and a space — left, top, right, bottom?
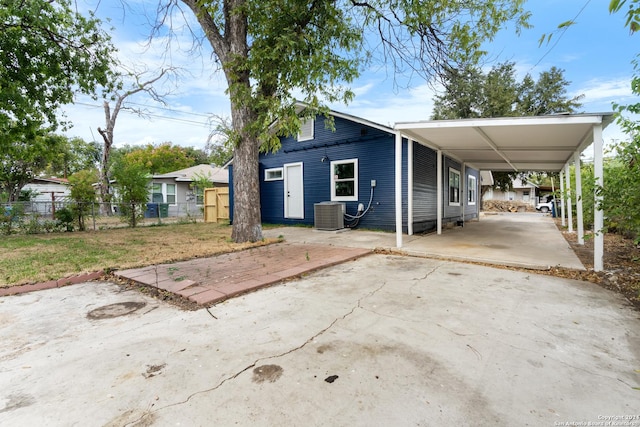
151, 183, 163, 203
166, 184, 176, 205
298, 118, 314, 141
195, 187, 204, 205
150, 182, 177, 205
449, 168, 460, 206
331, 159, 358, 201
265, 167, 283, 181
468, 175, 477, 205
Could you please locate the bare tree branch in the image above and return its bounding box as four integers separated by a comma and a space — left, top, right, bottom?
96, 67, 176, 214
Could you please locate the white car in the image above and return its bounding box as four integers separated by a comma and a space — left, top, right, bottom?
536, 198, 560, 213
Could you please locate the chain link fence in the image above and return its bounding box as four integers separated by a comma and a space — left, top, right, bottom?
0, 200, 204, 235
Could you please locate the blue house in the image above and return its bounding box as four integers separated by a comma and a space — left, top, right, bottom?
230, 108, 480, 234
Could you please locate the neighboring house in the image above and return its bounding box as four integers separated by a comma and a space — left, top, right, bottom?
484, 177, 538, 207
150, 164, 228, 217
229, 109, 480, 233
22, 177, 71, 202
21, 177, 71, 215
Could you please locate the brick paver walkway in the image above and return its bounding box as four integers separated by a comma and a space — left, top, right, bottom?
114, 243, 372, 306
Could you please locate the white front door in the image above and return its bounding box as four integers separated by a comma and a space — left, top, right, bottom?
284, 162, 304, 219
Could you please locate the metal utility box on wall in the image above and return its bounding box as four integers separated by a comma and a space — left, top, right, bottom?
314, 202, 344, 230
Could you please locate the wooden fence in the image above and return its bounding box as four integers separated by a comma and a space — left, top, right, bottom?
204, 187, 230, 223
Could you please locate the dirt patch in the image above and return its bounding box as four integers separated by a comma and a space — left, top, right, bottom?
252, 365, 283, 383
87, 301, 147, 319
112, 277, 202, 311
555, 221, 640, 310
143, 363, 166, 379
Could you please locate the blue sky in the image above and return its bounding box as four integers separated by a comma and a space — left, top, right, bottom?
62, 0, 637, 152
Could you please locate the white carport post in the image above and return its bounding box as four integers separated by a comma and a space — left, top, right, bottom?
565, 163, 573, 233
560, 170, 566, 227
461, 163, 466, 221
395, 131, 403, 248
408, 140, 414, 236
593, 125, 604, 272
574, 151, 584, 245
437, 150, 443, 234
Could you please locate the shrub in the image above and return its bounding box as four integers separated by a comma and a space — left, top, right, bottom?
55, 207, 74, 232
0, 203, 24, 235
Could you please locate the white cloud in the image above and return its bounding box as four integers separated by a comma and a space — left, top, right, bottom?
578, 78, 633, 104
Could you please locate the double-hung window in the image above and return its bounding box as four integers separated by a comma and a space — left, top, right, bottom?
151, 183, 164, 203
331, 159, 358, 201
150, 182, 177, 205
468, 175, 477, 205
166, 184, 176, 205
449, 168, 460, 206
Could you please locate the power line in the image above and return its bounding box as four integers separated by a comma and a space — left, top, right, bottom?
124, 101, 214, 118
74, 102, 212, 127
529, 0, 592, 72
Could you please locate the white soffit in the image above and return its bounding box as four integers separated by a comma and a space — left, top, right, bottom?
395, 113, 614, 172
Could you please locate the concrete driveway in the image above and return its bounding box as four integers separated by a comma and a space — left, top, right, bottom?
264, 212, 585, 270
1, 255, 638, 426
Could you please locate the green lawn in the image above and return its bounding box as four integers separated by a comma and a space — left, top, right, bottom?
0, 222, 276, 287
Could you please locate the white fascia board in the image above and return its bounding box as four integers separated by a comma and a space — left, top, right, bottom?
395, 114, 609, 130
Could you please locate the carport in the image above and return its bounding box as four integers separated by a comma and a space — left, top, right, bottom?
393, 113, 615, 271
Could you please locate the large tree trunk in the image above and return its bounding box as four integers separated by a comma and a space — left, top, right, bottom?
230, 105, 263, 243
181, 0, 263, 242
98, 100, 114, 216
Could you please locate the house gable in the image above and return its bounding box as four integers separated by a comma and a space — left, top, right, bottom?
258, 114, 404, 231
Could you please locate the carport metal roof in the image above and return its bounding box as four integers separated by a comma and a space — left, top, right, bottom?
392, 112, 615, 271
395, 113, 615, 172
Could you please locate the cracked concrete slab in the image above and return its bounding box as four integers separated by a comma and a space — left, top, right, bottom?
1, 255, 639, 426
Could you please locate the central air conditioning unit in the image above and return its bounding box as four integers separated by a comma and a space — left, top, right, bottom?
314, 202, 344, 230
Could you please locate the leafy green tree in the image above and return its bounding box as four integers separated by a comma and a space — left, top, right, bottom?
112, 159, 150, 228
0, 0, 115, 131
602, 0, 640, 241
432, 64, 485, 120
68, 169, 98, 231
183, 147, 211, 166
610, 0, 640, 33
169, 0, 529, 242
0, 128, 65, 201
517, 67, 583, 115
432, 62, 582, 120
46, 136, 102, 178
124, 143, 194, 174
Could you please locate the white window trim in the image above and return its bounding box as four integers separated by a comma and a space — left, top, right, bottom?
264, 167, 284, 181
468, 175, 477, 205
151, 182, 177, 206
331, 158, 358, 202
448, 167, 461, 206
298, 118, 314, 141
166, 183, 177, 206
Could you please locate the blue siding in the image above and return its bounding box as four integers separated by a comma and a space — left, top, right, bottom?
412, 142, 438, 233
464, 167, 480, 221
230, 112, 479, 232
443, 157, 463, 220
259, 115, 406, 231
